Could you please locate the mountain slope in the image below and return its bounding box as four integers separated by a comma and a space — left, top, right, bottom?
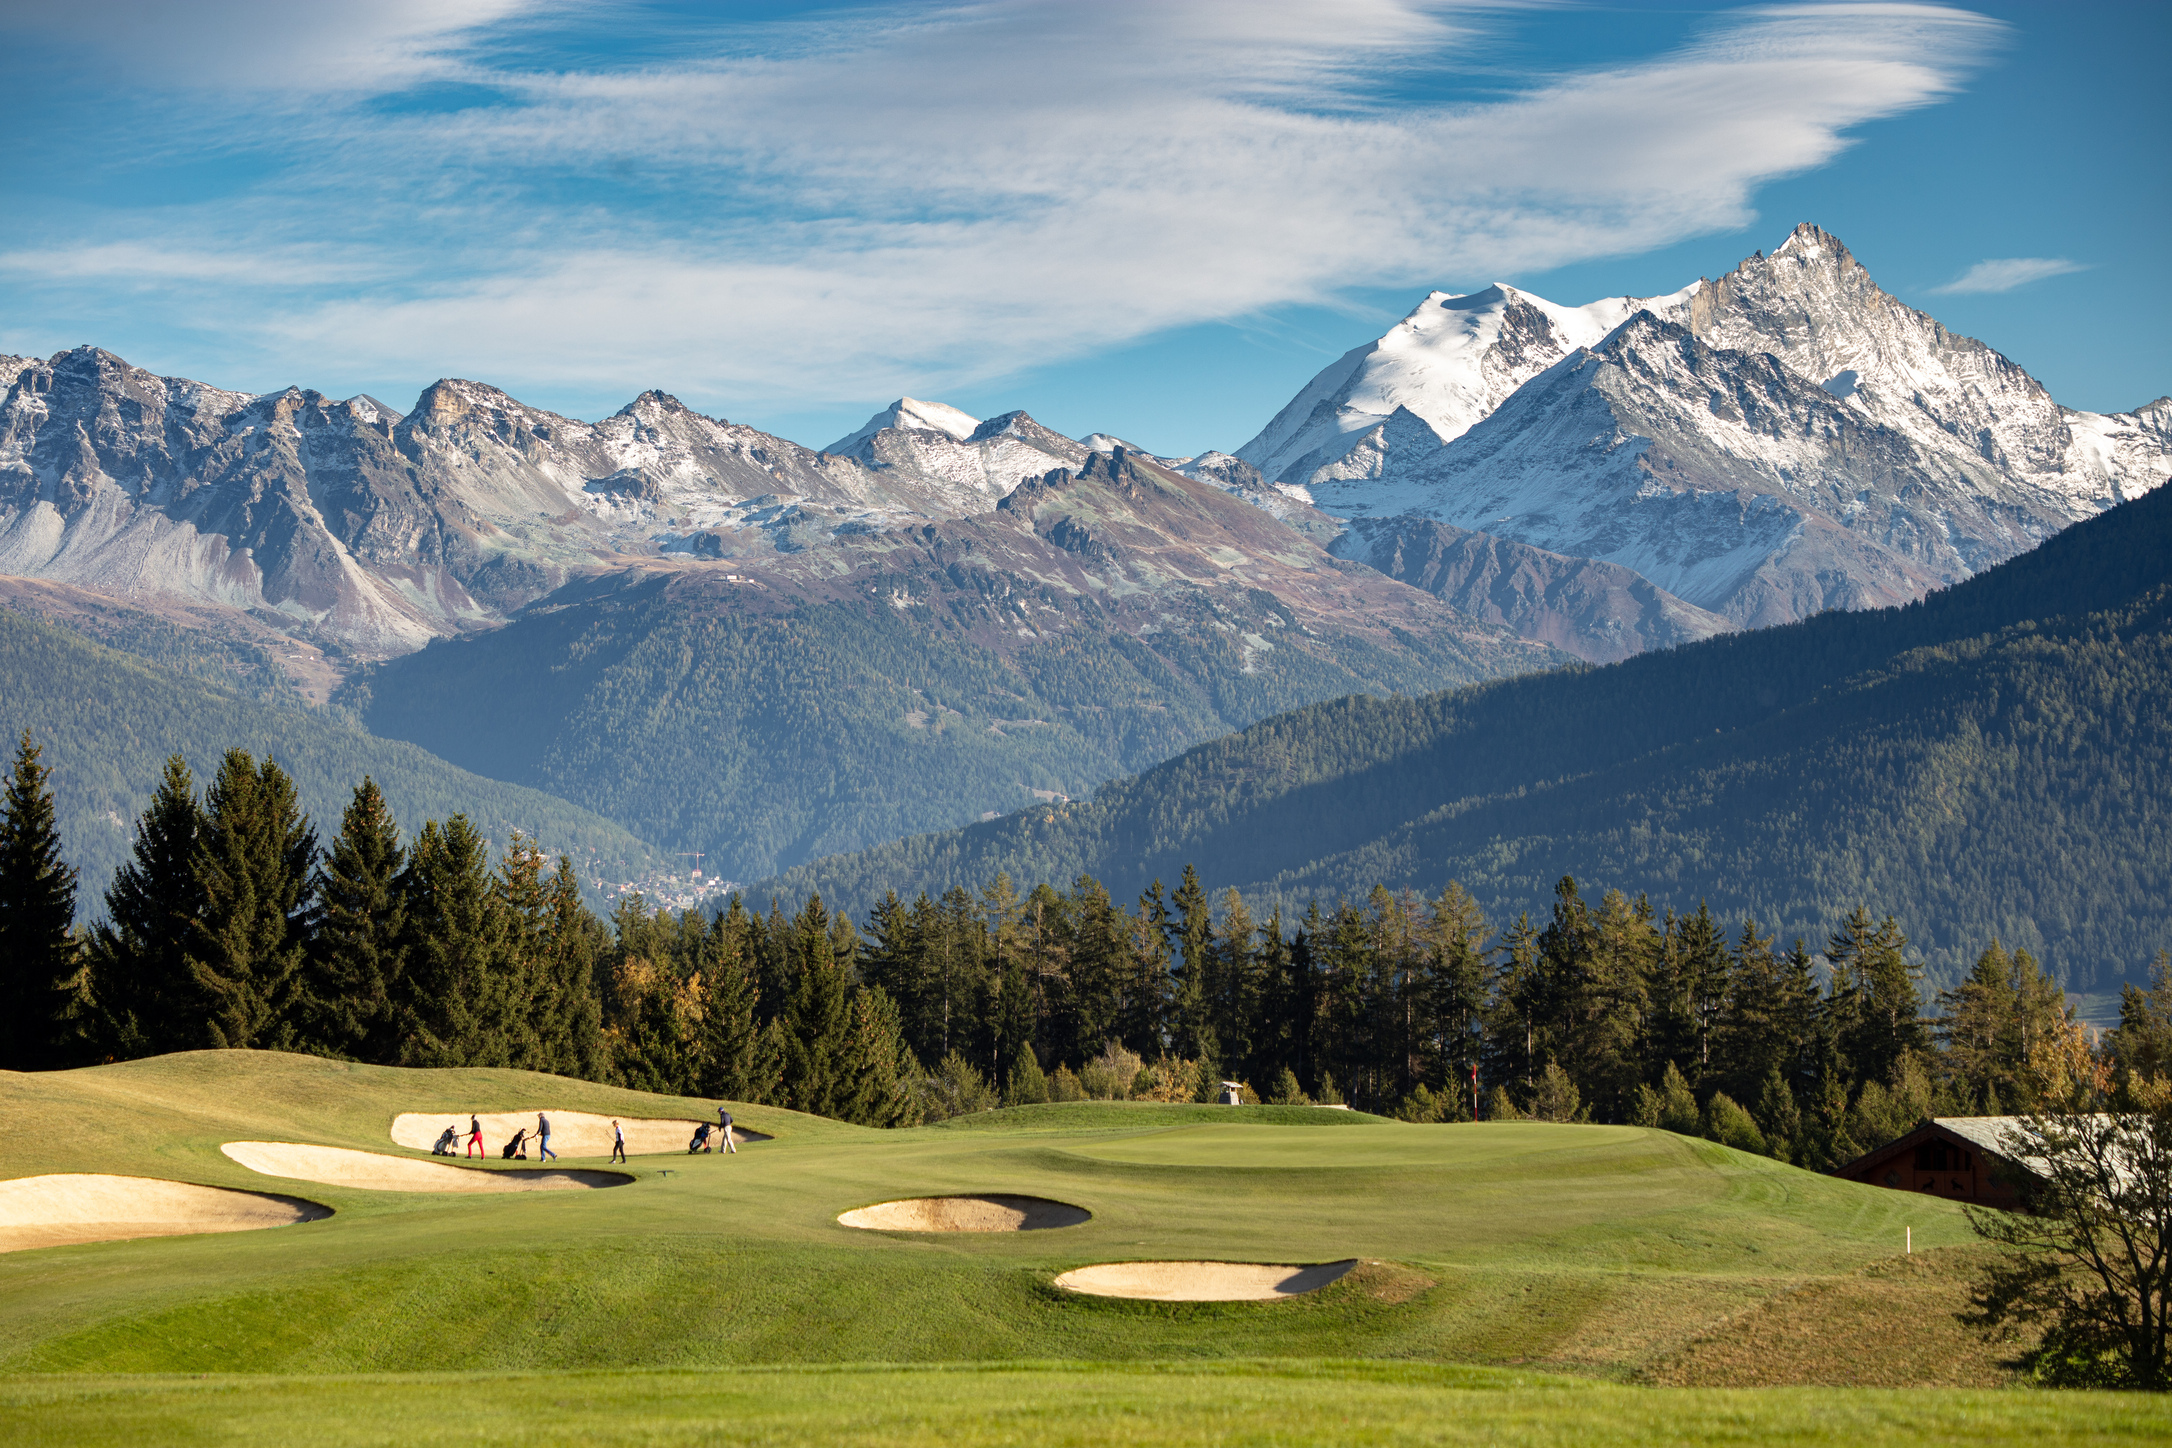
352, 449, 1564, 879
0, 351, 1098, 661
0, 605, 667, 901
1330, 516, 1734, 663
1235, 281, 1695, 487
1239, 224, 2172, 635
756, 481, 2172, 990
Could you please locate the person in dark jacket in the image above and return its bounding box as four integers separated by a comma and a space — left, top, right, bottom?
466, 1115, 485, 1158
718, 1106, 737, 1156
536, 1111, 556, 1162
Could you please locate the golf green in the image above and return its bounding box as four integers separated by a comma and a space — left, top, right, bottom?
2, 1050, 2149, 1442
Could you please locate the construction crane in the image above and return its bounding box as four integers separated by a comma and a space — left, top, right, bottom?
676, 851, 706, 880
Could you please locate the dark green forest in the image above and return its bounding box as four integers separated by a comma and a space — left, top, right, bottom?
759, 485, 2172, 992
348, 564, 1540, 881
8, 731, 2169, 1171
0, 606, 666, 898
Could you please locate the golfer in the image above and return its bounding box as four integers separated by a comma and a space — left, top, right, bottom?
718, 1106, 737, 1155
610, 1119, 627, 1164
536, 1111, 556, 1162
466, 1114, 484, 1158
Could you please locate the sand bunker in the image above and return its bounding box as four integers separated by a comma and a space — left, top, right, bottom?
837, 1195, 1091, 1232
222, 1142, 630, 1193
1054, 1259, 1358, 1301
388, 1111, 770, 1158
0, 1173, 329, 1254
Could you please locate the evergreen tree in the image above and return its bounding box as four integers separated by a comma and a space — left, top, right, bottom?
1938, 940, 2071, 1111
1168, 863, 1215, 1061
398, 815, 510, 1067
185, 750, 316, 1050
2108, 951, 2172, 1094
1829, 909, 1927, 1086
0, 731, 78, 1070
88, 756, 204, 1060
837, 986, 923, 1127
779, 893, 853, 1117
696, 895, 780, 1103
301, 778, 406, 1061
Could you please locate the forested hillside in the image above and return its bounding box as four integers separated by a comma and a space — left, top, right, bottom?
352, 453, 1560, 879
759, 483, 2172, 991
0, 607, 666, 899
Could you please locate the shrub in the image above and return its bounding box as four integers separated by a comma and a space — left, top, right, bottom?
1528, 1062, 1583, 1123
1007, 1053, 1050, 1106
1078, 1042, 1142, 1101
1266, 1066, 1307, 1106
1048, 1064, 1086, 1102
1704, 1091, 1768, 1155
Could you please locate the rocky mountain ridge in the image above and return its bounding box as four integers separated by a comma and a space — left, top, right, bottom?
1240, 224, 2172, 629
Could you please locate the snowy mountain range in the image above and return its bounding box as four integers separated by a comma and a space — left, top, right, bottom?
1238, 224, 2172, 628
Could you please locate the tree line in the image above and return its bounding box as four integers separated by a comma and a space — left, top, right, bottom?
5, 732, 2169, 1161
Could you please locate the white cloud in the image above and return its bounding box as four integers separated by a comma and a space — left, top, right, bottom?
1930, 256, 2087, 295
4, 2, 2007, 416
0, 0, 535, 90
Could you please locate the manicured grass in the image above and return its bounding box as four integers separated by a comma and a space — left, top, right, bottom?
0, 1052, 2001, 1385
4, 1362, 2167, 1446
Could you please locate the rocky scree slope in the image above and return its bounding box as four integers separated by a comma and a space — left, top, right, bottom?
350, 449, 1564, 878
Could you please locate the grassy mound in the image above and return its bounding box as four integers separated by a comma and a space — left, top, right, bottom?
0, 1051, 2006, 1386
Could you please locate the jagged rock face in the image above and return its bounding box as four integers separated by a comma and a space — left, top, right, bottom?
1686, 224, 2157, 507
0, 349, 1114, 659
1332, 515, 1734, 664
1254, 224, 2172, 629
1360, 314, 2055, 624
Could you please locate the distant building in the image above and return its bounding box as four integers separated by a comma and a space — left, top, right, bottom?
1834, 1116, 2040, 1212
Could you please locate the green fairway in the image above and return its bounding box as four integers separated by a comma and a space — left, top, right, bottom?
0, 1051, 2004, 1389
5, 1363, 2168, 1447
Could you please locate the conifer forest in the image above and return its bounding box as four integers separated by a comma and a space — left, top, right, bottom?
7, 732, 2168, 1167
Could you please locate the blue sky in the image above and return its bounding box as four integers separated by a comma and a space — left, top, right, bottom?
1, 1, 2164, 458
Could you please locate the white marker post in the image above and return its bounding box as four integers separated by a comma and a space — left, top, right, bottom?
1906, 1226, 1912, 1254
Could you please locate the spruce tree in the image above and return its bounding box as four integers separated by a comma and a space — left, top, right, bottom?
186, 750, 317, 1050
697, 896, 779, 1102
398, 816, 510, 1067
302, 778, 406, 1061
779, 893, 852, 1116
88, 756, 204, 1059
0, 731, 78, 1070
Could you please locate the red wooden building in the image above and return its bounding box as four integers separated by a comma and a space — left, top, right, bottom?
1834, 1116, 2036, 1212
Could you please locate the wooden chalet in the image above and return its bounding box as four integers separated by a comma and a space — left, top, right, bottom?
1835, 1116, 2038, 1212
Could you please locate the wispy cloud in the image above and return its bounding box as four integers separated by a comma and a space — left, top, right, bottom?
2, 1, 2005, 419
1930, 256, 2087, 295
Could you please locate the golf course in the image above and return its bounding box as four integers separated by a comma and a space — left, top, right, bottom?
1, 1051, 2164, 1443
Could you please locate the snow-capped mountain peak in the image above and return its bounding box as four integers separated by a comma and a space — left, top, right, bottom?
1235, 280, 1699, 490
824, 396, 980, 455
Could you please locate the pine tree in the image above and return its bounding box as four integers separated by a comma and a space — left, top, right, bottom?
301, 778, 406, 1061
0, 731, 78, 1070
1829, 909, 1926, 1086
88, 756, 204, 1060
398, 815, 510, 1067
837, 985, 923, 1126
520, 850, 608, 1079
697, 896, 779, 1102
185, 750, 316, 1050
779, 893, 852, 1116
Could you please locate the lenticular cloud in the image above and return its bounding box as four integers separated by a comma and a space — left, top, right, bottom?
6, 1, 2004, 409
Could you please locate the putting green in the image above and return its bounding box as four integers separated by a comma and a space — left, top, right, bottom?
0, 1051, 2007, 1388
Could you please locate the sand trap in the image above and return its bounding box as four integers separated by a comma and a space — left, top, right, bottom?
1054, 1259, 1358, 1301
837, 1195, 1090, 1232
222, 1142, 630, 1193
388, 1110, 770, 1158
0, 1173, 329, 1254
